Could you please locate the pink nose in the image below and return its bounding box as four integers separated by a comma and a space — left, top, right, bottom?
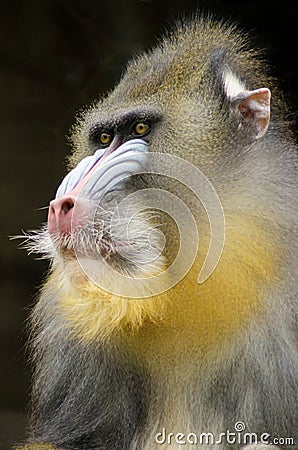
48, 196, 76, 235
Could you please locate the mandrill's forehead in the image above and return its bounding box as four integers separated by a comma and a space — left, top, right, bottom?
106, 27, 223, 103
110, 52, 206, 103
107, 23, 236, 102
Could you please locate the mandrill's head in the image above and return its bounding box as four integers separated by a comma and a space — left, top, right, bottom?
27, 18, 287, 342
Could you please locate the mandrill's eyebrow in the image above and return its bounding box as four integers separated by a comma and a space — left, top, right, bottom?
88, 107, 162, 138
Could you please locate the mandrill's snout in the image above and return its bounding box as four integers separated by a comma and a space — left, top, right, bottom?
47, 138, 149, 238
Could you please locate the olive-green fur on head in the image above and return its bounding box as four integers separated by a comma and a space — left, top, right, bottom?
68, 16, 286, 170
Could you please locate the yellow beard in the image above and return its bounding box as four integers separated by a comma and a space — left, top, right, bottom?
51, 212, 280, 353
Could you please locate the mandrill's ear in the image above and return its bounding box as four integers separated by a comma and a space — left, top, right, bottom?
223, 70, 271, 141
230, 87, 271, 140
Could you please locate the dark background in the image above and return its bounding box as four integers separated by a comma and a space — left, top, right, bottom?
1, 0, 297, 448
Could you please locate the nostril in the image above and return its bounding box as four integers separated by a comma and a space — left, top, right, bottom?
61, 200, 74, 214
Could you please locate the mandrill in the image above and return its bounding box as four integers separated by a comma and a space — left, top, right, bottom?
18, 16, 297, 450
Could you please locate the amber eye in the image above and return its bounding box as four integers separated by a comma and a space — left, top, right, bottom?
99, 132, 112, 146
134, 122, 150, 136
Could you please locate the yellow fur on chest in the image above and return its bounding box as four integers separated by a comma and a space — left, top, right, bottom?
53, 214, 280, 352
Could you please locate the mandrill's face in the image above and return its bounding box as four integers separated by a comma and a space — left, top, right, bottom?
27, 20, 271, 302
44, 97, 179, 300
